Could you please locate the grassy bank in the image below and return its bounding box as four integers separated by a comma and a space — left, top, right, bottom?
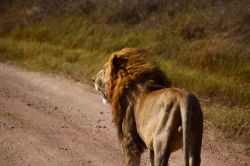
1, 12, 249, 107
0, 38, 107, 82
0, 0, 249, 152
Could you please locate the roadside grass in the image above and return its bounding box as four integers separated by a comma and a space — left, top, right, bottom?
1, 37, 249, 108
157, 59, 250, 107
2, 112, 28, 124
4, 12, 249, 88
0, 38, 108, 82
204, 104, 250, 154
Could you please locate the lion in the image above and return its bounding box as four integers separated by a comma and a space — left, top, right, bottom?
93, 48, 203, 166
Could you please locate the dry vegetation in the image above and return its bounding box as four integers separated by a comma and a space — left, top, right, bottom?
0, 0, 249, 153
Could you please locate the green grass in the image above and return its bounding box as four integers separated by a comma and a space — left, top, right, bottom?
157, 59, 250, 107
0, 38, 107, 82
204, 104, 250, 153
2, 112, 28, 124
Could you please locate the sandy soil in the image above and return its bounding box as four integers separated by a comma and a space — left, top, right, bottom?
0, 63, 249, 166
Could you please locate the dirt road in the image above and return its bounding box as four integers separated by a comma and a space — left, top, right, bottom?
0, 63, 249, 166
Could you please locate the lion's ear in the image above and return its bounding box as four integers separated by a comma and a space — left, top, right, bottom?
112, 54, 127, 71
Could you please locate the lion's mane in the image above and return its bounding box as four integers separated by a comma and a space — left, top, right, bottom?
105, 48, 171, 140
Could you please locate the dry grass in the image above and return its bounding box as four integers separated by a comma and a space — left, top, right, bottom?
203, 104, 250, 154
0, 38, 108, 82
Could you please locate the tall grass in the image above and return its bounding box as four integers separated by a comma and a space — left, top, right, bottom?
157, 59, 250, 107
0, 38, 108, 81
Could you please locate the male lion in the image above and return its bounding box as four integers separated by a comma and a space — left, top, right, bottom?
93, 48, 203, 166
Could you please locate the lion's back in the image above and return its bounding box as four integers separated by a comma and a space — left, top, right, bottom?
135, 88, 201, 150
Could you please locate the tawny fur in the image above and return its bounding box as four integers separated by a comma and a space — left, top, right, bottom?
94, 48, 203, 166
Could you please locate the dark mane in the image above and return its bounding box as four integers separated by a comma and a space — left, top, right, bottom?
105, 48, 171, 140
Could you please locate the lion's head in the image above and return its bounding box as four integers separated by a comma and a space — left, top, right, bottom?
93, 48, 171, 138
93, 69, 108, 104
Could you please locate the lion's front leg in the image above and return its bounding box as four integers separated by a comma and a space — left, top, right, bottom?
122, 136, 141, 166
120, 103, 145, 166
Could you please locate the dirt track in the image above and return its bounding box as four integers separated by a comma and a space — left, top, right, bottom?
0, 63, 249, 166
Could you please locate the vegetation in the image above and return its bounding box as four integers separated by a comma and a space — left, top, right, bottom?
1, 111, 28, 124
0, 0, 249, 152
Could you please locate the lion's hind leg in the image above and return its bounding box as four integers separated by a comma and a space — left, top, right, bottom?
152, 119, 173, 166
153, 109, 181, 166
153, 140, 171, 166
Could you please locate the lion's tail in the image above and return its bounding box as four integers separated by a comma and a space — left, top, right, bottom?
180, 96, 192, 166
